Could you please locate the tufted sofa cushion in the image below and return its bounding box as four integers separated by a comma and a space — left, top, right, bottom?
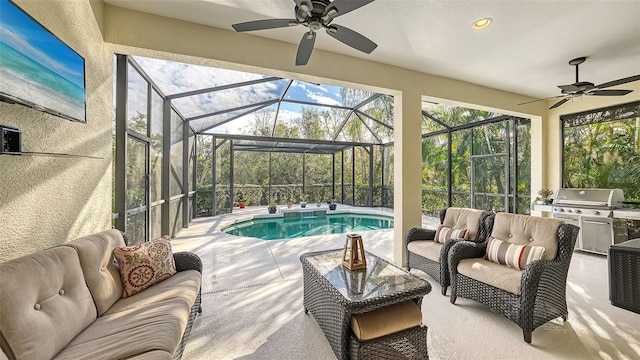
64, 229, 126, 316
490, 213, 563, 260
442, 207, 485, 241
0, 247, 97, 360
53, 297, 191, 360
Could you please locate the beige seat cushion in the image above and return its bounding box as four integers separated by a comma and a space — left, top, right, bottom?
126, 351, 173, 360
0, 247, 97, 360
458, 258, 523, 295
350, 301, 423, 341
64, 229, 126, 315
104, 270, 201, 315
443, 208, 485, 241
407, 240, 442, 262
490, 213, 563, 260
53, 297, 191, 360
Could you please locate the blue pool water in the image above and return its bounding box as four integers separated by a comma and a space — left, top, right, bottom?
223, 213, 394, 240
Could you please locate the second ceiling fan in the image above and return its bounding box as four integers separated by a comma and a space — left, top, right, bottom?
520, 57, 640, 109
232, 0, 377, 66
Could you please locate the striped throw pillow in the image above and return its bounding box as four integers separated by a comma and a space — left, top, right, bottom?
485, 237, 546, 270
434, 225, 469, 244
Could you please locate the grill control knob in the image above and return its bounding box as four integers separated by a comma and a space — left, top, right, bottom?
559, 208, 565, 212
567, 209, 572, 213
592, 210, 600, 216
574, 209, 581, 214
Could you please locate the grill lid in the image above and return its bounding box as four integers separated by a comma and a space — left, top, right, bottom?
554, 188, 624, 208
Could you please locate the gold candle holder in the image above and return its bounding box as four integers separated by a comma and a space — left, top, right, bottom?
342, 233, 366, 270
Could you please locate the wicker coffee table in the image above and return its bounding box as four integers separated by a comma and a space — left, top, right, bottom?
300, 249, 432, 360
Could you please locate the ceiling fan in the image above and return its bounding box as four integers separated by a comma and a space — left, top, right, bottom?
231, 0, 377, 66
520, 57, 640, 109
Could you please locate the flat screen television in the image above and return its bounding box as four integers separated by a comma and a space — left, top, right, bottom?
0, 0, 86, 123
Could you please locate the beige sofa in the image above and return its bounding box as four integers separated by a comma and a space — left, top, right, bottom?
0, 229, 202, 360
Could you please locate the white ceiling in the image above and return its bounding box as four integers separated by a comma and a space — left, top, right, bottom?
104, 0, 640, 99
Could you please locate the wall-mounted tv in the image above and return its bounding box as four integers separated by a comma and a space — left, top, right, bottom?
0, 0, 86, 123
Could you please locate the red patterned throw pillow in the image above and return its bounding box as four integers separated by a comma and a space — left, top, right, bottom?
114, 236, 177, 298
485, 236, 546, 270
434, 225, 469, 244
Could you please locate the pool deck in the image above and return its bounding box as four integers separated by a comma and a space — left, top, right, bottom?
171, 204, 438, 295
170, 205, 640, 360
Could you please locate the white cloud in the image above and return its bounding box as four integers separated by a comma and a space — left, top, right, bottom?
134, 56, 264, 95
305, 90, 341, 106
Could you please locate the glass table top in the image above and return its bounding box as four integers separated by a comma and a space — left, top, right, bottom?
303, 249, 430, 302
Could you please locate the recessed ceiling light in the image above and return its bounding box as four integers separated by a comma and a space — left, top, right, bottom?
473, 18, 492, 30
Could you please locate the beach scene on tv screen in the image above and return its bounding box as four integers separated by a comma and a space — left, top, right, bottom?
0, 0, 85, 122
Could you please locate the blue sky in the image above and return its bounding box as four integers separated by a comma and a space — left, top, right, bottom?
0, 0, 84, 88
133, 56, 357, 134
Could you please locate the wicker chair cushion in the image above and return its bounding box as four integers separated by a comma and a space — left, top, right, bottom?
64, 229, 126, 315
114, 237, 177, 298
490, 213, 563, 260
457, 257, 523, 295
485, 237, 546, 270
350, 301, 423, 341
407, 240, 442, 262
434, 225, 469, 244
0, 247, 97, 360
442, 208, 485, 241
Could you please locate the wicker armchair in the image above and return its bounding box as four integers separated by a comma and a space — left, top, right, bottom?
405, 207, 493, 295
448, 213, 580, 343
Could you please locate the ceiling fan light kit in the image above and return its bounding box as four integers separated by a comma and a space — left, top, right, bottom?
519, 56, 640, 109
231, 0, 377, 66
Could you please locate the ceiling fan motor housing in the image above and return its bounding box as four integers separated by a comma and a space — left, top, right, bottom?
296, 0, 336, 26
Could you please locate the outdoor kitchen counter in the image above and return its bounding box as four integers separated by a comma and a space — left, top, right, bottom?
613, 209, 640, 220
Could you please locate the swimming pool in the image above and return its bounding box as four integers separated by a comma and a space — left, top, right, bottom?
223, 213, 394, 240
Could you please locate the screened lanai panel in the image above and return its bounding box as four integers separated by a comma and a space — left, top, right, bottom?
422, 133, 449, 215
133, 56, 267, 96
170, 109, 183, 197
473, 122, 507, 154
127, 63, 148, 134
305, 153, 333, 203
422, 112, 448, 133
275, 103, 351, 140
191, 103, 273, 133
171, 78, 288, 119
422, 102, 502, 128
283, 80, 352, 106
451, 129, 471, 207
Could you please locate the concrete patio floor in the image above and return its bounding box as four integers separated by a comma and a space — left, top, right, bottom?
171, 205, 640, 360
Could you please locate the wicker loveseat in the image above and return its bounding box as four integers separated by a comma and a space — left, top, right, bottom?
448, 212, 580, 343
405, 207, 493, 295
0, 229, 202, 360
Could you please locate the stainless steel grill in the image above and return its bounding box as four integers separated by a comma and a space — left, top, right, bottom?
552, 188, 627, 255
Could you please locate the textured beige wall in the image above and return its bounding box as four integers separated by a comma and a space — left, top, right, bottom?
0, 0, 112, 261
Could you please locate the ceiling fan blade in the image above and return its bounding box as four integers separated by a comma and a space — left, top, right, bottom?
326, 24, 377, 54
232, 19, 298, 32
558, 84, 579, 92
588, 89, 633, 96
296, 32, 316, 66
327, 0, 375, 17
549, 97, 571, 109
594, 75, 640, 90
517, 94, 565, 106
